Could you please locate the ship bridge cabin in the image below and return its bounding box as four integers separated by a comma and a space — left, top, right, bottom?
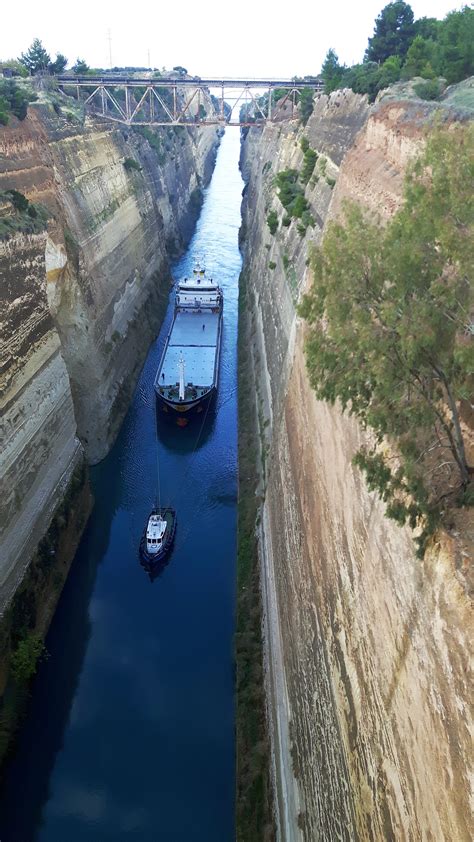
176, 274, 222, 312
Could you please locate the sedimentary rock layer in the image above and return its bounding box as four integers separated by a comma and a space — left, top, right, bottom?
240, 90, 473, 841
0, 97, 219, 613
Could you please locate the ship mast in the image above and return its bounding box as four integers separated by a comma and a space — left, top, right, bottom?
178, 355, 185, 401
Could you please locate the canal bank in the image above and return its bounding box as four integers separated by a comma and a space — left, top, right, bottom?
0, 128, 243, 842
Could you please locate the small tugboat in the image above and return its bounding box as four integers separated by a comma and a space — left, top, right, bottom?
139, 506, 177, 567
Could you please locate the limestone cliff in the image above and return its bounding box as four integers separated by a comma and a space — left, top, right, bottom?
240, 89, 473, 841
0, 97, 219, 614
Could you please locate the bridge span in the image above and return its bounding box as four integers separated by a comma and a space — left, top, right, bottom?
57, 75, 324, 127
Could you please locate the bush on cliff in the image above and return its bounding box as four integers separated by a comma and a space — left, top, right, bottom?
0, 79, 37, 123
0, 190, 48, 239
300, 125, 474, 555
10, 635, 46, 685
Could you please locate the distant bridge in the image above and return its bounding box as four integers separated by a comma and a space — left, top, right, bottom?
57, 75, 324, 127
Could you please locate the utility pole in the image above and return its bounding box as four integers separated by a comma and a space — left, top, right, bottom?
147, 48, 151, 69
107, 29, 113, 69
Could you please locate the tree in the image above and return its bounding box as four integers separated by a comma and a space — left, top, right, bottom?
366, 1, 415, 64
300, 125, 473, 552
413, 16, 440, 41
435, 7, 474, 85
298, 88, 314, 125
376, 54, 402, 89
172, 65, 188, 75
321, 48, 344, 94
72, 58, 89, 74
401, 35, 436, 80
49, 53, 68, 74
19, 38, 51, 74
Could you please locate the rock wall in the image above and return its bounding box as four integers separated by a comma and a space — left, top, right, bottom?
240, 90, 473, 841
0, 97, 219, 613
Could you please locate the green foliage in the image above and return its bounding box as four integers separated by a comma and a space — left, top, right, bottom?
300, 126, 474, 552
324, 5, 473, 99
298, 88, 314, 125
19, 38, 51, 74
401, 35, 436, 79
10, 634, 45, 684
0, 79, 36, 121
0, 190, 48, 239
72, 58, 89, 74
326, 176, 336, 188
366, 1, 415, 63
321, 48, 345, 94
434, 7, 474, 85
18, 38, 69, 75
172, 65, 188, 75
300, 136, 309, 153
133, 125, 166, 164
413, 79, 441, 100
49, 53, 68, 74
268, 261, 276, 270
274, 169, 310, 220
7, 189, 28, 212
236, 270, 274, 840
300, 146, 318, 185
123, 156, 142, 172
266, 209, 278, 235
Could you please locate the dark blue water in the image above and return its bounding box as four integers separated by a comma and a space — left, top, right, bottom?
0, 128, 243, 842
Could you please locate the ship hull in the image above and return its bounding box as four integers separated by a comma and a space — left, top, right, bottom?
154, 306, 222, 426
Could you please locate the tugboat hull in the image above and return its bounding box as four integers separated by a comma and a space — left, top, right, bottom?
139, 507, 177, 566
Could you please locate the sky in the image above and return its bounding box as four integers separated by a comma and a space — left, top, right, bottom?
2, 0, 465, 78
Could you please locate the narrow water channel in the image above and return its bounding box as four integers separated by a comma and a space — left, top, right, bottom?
0, 128, 243, 841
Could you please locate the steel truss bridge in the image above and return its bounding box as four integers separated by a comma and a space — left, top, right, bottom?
57, 76, 324, 127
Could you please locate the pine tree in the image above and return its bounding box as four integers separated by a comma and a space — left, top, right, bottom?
366, 1, 415, 64
19, 38, 51, 74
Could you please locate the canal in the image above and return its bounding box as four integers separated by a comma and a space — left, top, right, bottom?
0, 127, 243, 841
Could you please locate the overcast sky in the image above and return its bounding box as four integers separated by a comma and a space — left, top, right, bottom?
3, 0, 464, 77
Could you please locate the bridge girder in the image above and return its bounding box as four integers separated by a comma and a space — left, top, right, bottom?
57, 76, 324, 127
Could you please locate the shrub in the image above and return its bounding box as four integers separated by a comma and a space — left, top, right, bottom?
413, 79, 441, 100
300, 147, 318, 185
269, 261, 276, 270
274, 169, 310, 220
123, 157, 142, 172
267, 210, 278, 235
10, 634, 45, 684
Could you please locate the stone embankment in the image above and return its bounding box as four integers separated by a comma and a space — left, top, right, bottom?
240, 87, 472, 841
0, 95, 219, 618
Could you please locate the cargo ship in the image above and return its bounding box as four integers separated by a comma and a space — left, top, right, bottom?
154, 264, 223, 421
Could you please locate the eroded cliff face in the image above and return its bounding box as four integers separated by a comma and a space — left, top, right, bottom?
240, 91, 473, 841
0, 99, 219, 612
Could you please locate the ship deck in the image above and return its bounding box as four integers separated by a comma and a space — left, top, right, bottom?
157, 311, 220, 388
